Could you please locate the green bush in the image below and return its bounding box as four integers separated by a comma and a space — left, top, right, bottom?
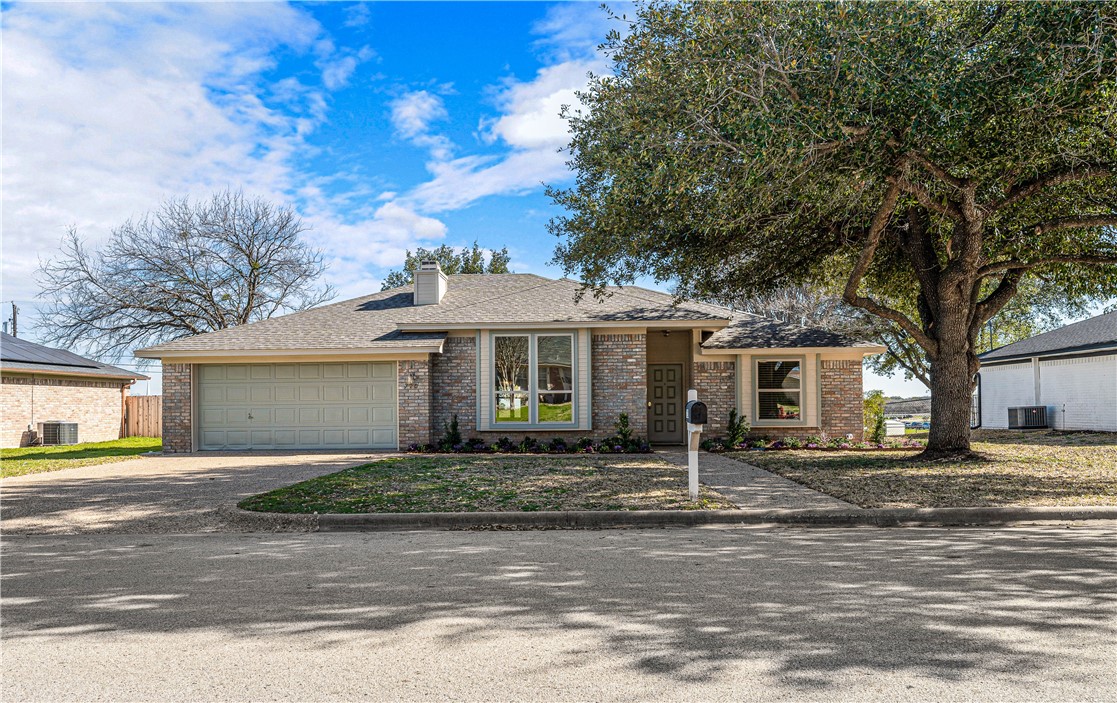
863, 390, 886, 443
726, 408, 749, 448
615, 413, 633, 444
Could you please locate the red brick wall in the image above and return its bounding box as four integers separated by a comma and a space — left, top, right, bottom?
398, 359, 431, 448
1, 374, 128, 447
591, 333, 648, 439
162, 363, 193, 453
692, 360, 736, 435
821, 359, 864, 440
430, 337, 476, 444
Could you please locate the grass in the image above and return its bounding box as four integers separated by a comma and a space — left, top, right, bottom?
495, 402, 573, 424
729, 430, 1117, 508
1, 437, 162, 479
240, 455, 736, 513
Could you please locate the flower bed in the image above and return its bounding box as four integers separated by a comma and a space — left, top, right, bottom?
406, 435, 652, 455
700, 434, 926, 453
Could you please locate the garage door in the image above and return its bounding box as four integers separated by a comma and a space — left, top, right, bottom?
197, 362, 397, 450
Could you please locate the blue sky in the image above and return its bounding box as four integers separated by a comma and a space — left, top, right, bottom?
0, 1, 929, 397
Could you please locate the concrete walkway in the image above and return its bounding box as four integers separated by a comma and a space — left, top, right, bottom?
657, 448, 856, 510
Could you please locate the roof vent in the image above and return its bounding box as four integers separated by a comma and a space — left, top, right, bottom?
413, 260, 448, 305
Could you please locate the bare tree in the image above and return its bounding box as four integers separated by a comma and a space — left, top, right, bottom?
37, 190, 335, 359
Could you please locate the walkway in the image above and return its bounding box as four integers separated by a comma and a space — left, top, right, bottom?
657, 448, 857, 510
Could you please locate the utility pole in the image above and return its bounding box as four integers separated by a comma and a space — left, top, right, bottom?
8, 303, 17, 338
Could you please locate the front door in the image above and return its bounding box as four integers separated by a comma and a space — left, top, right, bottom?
647, 363, 684, 444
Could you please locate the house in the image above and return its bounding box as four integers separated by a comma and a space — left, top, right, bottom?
135, 263, 883, 453
1, 332, 148, 447
977, 310, 1116, 431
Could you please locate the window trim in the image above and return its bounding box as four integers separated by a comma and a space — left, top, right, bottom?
490, 331, 578, 428
753, 356, 807, 426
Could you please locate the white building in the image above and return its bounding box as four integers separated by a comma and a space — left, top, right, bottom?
977, 311, 1116, 432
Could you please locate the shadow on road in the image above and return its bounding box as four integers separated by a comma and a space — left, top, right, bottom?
3, 526, 1114, 691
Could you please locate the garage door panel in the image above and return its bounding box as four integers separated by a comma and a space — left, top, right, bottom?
199, 362, 397, 450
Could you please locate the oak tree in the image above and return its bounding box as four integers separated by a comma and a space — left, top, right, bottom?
549, 1, 1117, 455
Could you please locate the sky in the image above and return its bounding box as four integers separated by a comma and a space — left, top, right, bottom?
0, 1, 931, 398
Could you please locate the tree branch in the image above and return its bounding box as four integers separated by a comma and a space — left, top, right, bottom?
991, 165, 1115, 212
843, 174, 939, 354
979, 253, 1117, 277
1032, 215, 1117, 235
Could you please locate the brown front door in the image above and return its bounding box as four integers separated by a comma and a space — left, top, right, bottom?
648, 363, 684, 444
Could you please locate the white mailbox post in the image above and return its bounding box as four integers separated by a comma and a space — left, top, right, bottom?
684, 389, 707, 502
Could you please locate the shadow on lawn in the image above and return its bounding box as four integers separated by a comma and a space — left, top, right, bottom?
2, 527, 1115, 690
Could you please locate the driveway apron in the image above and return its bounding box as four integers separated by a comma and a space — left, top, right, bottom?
0, 452, 389, 534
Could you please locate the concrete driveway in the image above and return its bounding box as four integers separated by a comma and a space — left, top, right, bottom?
0, 451, 389, 534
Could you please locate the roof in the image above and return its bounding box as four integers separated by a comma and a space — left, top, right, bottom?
137, 274, 733, 356
701, 314, 881, 350
1, 333, 147, 380
979, 311, 1117, 362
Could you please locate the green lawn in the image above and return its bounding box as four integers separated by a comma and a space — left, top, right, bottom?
730, 430, 1117, 508
1, 437, 162, 478
495, 402, 573, 424
240, 455, 735, 513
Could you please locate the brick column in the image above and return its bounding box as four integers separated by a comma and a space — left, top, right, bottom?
821, 359, 864, 440
162, 363, 193, 453
693, 360, 736, 435
398, 358, 432, 448
591, 333, 647, 439
430, 337, 477, 437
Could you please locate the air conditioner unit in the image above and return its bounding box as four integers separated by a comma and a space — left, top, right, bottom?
1007, 406, 1047, 430
37, 421, 79, 446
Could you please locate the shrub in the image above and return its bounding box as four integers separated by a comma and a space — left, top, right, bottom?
863, 390, 886, 443
438, 414, 463, 451
726, 408, 749, 448
782, 436, 803, 449
615, 413, 633, 444
518, 436, 539, 453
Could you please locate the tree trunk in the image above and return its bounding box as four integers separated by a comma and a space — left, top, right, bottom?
925, 347, 977, 457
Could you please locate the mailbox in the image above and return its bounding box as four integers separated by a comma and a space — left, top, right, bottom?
685, 400, 708, 426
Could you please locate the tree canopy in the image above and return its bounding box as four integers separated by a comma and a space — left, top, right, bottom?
380, 242, 512, 291
549, 1, 1117, 454
37, 190, 334, 359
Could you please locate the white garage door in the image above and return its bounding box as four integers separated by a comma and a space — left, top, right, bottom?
197, 362, 397, 450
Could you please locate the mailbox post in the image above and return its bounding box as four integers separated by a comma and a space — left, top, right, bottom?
684, 390, 707, 502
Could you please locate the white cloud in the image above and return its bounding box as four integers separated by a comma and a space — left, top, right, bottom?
397, 4, 619, 214
388, 90, 454, 161
1, 3, 445, 319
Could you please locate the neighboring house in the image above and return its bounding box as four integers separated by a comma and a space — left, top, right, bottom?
977, 311, 1116, 432
1, 332, 147, 447
135, 262, 884, 453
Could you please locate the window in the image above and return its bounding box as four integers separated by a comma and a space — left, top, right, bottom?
493, 333, 575, 425
756, 359, 802, 421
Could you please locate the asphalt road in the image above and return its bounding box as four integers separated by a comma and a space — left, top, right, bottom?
3, 525, 1115, 702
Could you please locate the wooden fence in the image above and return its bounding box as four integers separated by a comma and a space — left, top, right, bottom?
124, 395, 162, 438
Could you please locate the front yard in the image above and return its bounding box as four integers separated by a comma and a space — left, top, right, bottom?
1, 437, 162, 479
240, 455, 735, 513
731, 430, 1117, 508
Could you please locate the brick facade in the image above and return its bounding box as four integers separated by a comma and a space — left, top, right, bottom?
591, 334, 648, 439
161, 363, 193, 453
430, 337, 477, 444
1, 374, 129, 448
820, 359, 864, 440
397, 359, 432, 448
692, 361, 736, 435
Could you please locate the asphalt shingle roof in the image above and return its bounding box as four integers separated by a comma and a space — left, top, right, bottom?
701, 314, 879, 350
1, 332, 147, 380
137, 274, 732, 355
979, 311, 1117, 362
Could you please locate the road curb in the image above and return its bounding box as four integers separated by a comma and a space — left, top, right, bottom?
225, 505, 1117, 532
